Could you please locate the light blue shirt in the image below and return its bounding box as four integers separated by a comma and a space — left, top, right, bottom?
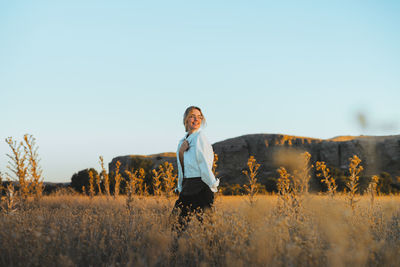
176, 129, 219, 193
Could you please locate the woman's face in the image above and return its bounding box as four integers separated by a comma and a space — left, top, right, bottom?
186, 109, 203, 133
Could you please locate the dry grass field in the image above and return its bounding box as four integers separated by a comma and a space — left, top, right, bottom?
2, 136, 399, 266
0, 194, 399, 267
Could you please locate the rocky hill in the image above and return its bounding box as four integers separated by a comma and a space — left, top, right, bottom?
109, 134, 400, 186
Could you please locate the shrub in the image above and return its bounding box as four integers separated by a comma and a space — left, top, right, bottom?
70, 168, 98, 193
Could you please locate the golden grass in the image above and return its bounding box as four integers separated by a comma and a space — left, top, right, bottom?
0, 194, 399, 267
2, 135, 399, 266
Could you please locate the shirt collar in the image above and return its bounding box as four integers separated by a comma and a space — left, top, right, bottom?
184, 128, 201, 141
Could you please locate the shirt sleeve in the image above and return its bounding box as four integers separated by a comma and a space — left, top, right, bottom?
176, 139, 184, 192
195, 132, 219, 192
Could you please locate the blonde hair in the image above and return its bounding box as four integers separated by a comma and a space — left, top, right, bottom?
183, 106, 206, 132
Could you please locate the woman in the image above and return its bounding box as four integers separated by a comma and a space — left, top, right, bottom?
172, 106, 219, 230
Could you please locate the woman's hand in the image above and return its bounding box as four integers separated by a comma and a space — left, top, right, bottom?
180, 140, 190, 154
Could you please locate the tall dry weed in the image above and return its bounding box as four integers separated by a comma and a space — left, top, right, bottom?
152, 167, 163, 196
367, 175, 379, 210
315, 161, 337, 198
99, 156, 110, 197
136, 168, 146, 196
276, 152, 312, 218
276, 167, 294, 216
23, 134, 44, 201
5, 134, 45, 203
95, 170, 102, 195
88, 170, 95, 198
242, 156, 260, 205
346, 155, 363, 211
158, 162, 177, 198
292, 151, 312, 196
113, 161, 122, 198
1, 182, 18, 213
123, 168, 147, 196
5, 136, 29, 202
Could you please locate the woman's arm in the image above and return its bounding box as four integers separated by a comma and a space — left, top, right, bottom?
196, 132, 219, 192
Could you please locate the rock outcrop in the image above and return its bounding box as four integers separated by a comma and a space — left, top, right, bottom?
109, 134, 400, 186
213, 134, 400, 185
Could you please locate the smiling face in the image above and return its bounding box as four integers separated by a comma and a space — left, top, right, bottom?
185, 108, 203, 133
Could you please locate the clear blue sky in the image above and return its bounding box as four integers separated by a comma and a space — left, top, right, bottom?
1, 0, 399, 183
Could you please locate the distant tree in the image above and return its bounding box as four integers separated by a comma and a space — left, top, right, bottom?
71, 168, 98, 193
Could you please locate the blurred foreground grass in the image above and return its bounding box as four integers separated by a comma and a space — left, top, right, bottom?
0, 194, 399, 267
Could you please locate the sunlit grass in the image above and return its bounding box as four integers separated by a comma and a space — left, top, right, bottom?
0, 194, 399, 266
2, 134, 400, 266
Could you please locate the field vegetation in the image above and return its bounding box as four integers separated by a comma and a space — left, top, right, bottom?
1, 135, 400, 266
1, 194, 399, 266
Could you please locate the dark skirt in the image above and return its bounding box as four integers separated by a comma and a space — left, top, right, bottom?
172, 178, 214, 231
